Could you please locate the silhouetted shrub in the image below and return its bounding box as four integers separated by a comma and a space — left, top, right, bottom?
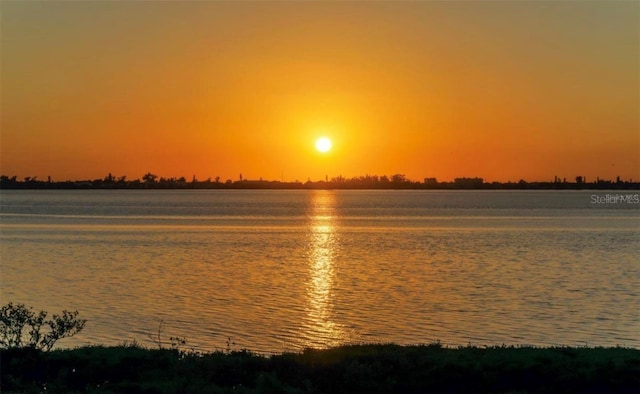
0, 302, 86, 351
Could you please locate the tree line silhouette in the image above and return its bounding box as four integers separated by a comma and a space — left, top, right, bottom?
1, 173, 638, 190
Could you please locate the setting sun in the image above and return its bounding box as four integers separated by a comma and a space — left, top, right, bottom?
315, 137, 332, 153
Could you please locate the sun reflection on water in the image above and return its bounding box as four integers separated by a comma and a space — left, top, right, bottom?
305, 191, 344, 348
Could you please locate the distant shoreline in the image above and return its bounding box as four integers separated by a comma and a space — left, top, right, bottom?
2, 176, 639, 191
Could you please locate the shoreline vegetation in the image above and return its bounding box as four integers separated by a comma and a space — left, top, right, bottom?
1, 173, 639, 190
2, 343, 639, 393
2, 305, 638, 392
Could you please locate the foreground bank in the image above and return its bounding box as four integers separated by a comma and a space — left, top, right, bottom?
2, 343, 638, 393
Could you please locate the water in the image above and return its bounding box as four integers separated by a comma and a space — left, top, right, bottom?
1, 189, 638, 352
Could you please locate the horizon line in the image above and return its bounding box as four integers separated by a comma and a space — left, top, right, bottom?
1, 173, 639, 185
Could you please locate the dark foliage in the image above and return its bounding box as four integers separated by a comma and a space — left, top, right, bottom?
1, 344, 638, 393
0, 303, 86, 352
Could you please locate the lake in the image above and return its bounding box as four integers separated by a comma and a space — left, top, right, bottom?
1, 189, 638, 352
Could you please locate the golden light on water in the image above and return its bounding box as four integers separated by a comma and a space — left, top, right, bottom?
305, 191, 344, 347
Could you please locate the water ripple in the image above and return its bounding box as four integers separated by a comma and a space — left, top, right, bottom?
1, 190, 638, 351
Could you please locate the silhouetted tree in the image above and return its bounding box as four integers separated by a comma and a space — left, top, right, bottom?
142, 173, 158, 183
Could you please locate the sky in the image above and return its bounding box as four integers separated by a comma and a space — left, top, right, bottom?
1, 1, 638, 183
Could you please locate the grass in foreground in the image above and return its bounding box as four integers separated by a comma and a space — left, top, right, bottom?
1, 343, 639, 393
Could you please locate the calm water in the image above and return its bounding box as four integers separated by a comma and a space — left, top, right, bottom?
1, 190, 639, 352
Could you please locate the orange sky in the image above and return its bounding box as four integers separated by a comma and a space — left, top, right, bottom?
1, 1, 638, 182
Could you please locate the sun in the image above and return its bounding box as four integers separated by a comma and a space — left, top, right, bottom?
315, 137, 332, 153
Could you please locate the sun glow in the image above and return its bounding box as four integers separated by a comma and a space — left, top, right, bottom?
315, 137, 332, 153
